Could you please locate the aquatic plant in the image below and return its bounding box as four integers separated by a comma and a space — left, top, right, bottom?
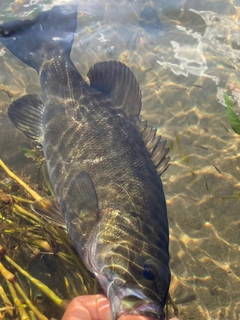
223, 92, 240, 135
0, 159, 96, 319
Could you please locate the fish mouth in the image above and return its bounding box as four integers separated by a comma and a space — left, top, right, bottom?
109, 287, 165, 320
121, 295, 165, 319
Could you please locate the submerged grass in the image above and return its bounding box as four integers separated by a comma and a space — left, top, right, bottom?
0, 158, 96, 319
224, 92, 240, 135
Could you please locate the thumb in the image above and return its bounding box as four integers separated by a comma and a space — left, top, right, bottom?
62, 295, 112, 320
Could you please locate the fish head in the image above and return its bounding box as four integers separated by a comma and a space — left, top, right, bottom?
96, 255, 170, 319
92, 221, 170, 320
107, 261, 170, 320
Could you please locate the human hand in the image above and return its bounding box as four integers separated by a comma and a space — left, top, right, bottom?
62, 295, 179, 320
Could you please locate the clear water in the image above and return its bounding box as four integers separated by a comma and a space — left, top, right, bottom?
0, 0, 240, 319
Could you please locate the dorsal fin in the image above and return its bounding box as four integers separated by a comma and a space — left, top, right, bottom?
87, 60, 142, 122
139, 121, 170, 176
87, 60, 170, 175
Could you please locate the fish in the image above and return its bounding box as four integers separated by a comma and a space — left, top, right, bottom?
0, 4, 171, 320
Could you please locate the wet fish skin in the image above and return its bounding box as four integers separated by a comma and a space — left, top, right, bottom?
0, 5, 170, 320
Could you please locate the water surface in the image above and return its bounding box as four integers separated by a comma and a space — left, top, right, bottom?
0, 0, 240, 319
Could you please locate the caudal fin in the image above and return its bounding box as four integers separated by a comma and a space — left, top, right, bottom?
0, 4, 78, 71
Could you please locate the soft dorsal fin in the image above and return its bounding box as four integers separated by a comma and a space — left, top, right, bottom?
8, 94, 44, 143
87, 60, 142, 122
139, 121, 170, 176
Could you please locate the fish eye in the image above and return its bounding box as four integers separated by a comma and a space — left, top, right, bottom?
143, 260, 159, 281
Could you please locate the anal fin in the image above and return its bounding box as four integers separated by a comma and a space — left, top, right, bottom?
8, 94, 44, 143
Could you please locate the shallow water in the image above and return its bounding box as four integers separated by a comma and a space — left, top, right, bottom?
0, 0, 240, 319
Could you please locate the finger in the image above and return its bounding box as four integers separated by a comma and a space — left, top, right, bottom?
62, 295, 112, 320
119, 316, 155, 320
119, 314, 180, 320
119, 315, 164, 320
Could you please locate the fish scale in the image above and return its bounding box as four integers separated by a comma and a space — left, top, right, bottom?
1, 4, 171, 320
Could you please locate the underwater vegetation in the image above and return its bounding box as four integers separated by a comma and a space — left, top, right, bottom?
0, 157, 96, 319
224, 92, 240, 135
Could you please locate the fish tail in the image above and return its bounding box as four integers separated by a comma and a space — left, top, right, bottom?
0, 4, 78, 71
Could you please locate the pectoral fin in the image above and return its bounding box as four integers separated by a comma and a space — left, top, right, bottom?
31, 196, 66, 228
64, 171, 99, 218
60, 171, 99, 254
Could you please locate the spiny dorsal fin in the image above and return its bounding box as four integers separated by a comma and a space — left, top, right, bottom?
139, 121, 170, 176
87, 60, 142, 122
8, 94, 44, 143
